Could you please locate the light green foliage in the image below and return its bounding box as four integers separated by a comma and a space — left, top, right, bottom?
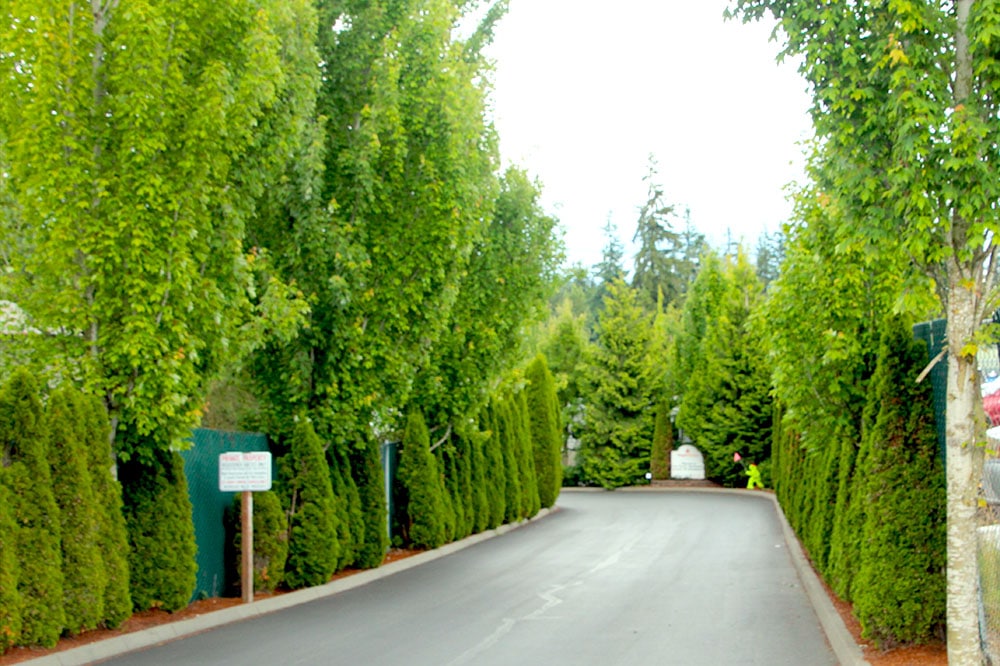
120, 450, 197, 612
282, 420, 339, 588
540, 299, 590, 436
854, 319, 945, 646
0, 0, 311, 466
48, 388, 105, 635
397, 411, 447, 549
0, 370, 64, 647
676, 250, 772, 486
526, 355, 563, 507
578, 280, 662, 489
0, 471, 22, 653
81, 394, 131, 628
649, 400, 673, 480
233, 490, 288, 594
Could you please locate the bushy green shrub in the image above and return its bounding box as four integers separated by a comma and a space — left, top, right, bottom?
48, 388, 105, 635
0, 369, 65, 647
233, 490, 287, 593
498, 396, 524, 523
481, 404, 506, 528
327, 450, 360, 570
397, 411, 447, 549
526, 355, 563, 506
283, 420, 339, 589
649, 399, 672, 480
0, 471, 22, 653
120, 449, 197, 613
853, 319, 945, 646
352, 440, 388, 568
81, 394, 131, 628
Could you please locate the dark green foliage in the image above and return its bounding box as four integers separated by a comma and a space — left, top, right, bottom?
469, 430, 490, 533
497, 396, 524, 522
47, 388, 105, 635
233, 490, 288, 593
526, 355, 563, 507
482, 397, 507, 529
397, 411, 447, 549
81, 394, 131, 628
513, 390, 540, 518
801, 438, 840, 577
328, 450, 363, 570
352, 441, 388, 568
578, 281, 660, 489
283, 420, 339, 589
853, 320, 945, 646
120, 449, 197, 613
649, 400, 673, 480
826, 427, 861, 600
0, 471, 22, 653
0, 369, 64, 647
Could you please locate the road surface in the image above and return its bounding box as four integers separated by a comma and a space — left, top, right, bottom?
104, 490, 836, 665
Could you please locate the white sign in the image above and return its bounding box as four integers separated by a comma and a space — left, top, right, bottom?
670, 444, 706, 480
219, 451, 272, 492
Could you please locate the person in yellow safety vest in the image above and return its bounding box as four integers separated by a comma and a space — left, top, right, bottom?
746, 462, 764, 490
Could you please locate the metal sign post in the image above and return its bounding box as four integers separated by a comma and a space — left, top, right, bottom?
219, 452, 272, 604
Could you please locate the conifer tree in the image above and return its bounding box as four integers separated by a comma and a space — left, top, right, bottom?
0, 369, 64, 646
352, 441, 388, 568
526, 355, 563, 507
498, 395, 525, 522
853, 319, 945, 645
513, 390, 540, 518
578, 280, 661, 489
469, 429, 490, 533
0, 472, 21, 653
120, 449, 197, 612
48, 388, 105, 635
397, 411, 447, 549
649, 399, 673, 480
81, 394, 131, 628
233, 490, 287, 593
283, 419, 339, 589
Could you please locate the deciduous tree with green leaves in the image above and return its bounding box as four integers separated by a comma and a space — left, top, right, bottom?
730, 1, 999, 658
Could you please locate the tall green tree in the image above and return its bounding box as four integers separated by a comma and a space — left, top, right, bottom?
48, 388, 105, 635
0, 370, 64, 647
631, 158, 685, 307
0, 469, 21, 653
525, 354, 563, 508
731, 2, 995, 656
577, 280, 662, 489
396, 410, 448, 549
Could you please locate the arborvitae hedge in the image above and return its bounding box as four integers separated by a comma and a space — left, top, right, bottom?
469, 430, 490, 533
81, 394, 131, 628
498, 396, 524, 523
283, 420, 339, 589
48, 388, 106, 635
649, 399, 672, 480
120, 449, 197, 612
513, 390, 540, 518
352, 440, 389, 568
233, 490, 287, 593
0, 471, 22, 653
825, 426, 861, 601
481, 404, 506, 528
526, 355, 562, 507
0, 369, 65, 647
853, 320, 945, 646
328, 450, 361, 571
397, 411, 447, 549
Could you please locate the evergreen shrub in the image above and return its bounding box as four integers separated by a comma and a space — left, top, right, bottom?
233, 490, 288, 593
397, 411, 447, 549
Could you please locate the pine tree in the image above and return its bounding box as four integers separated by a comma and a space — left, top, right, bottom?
577, 280, 661, 489
397, 411, 447, 549
48, 388, 105, 635
283, 420, 339, 589
81, 394, 131, 628
526, 354, 563, 507
120, 448, 197, 612
853, 319, 945, 645
0, 369, 64, 646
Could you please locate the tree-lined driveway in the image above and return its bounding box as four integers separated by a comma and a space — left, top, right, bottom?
106, 490, 836, 665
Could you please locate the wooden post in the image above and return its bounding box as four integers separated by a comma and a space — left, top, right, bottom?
242, 490, 253, 604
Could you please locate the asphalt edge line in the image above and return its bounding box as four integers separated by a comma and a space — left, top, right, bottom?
24, 507, 556, 666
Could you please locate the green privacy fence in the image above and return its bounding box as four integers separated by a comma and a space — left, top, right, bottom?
913, 318, 947, 465
180, 428, 271, 600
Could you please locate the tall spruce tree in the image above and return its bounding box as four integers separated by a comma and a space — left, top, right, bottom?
0, 369, 64, 646
631, 158, 684, 307
578, 280, 661, 489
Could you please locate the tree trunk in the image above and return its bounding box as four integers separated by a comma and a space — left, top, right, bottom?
945, 267, 985, 665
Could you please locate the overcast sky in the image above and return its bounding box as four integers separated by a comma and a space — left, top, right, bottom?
484, 0, 815, 269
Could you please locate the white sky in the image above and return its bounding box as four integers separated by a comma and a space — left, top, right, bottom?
484, 0, 815, 269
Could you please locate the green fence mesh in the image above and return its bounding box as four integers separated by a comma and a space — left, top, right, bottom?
180, 428, 270, 600
913, 319, 947, 465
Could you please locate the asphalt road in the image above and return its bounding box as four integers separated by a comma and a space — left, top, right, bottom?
103, 490, 836, 666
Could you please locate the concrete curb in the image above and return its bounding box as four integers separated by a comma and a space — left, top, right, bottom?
577, 485, 869, 665
23, 508, 555, 666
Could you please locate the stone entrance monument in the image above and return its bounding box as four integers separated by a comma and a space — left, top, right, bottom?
670, 444, 705, 480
